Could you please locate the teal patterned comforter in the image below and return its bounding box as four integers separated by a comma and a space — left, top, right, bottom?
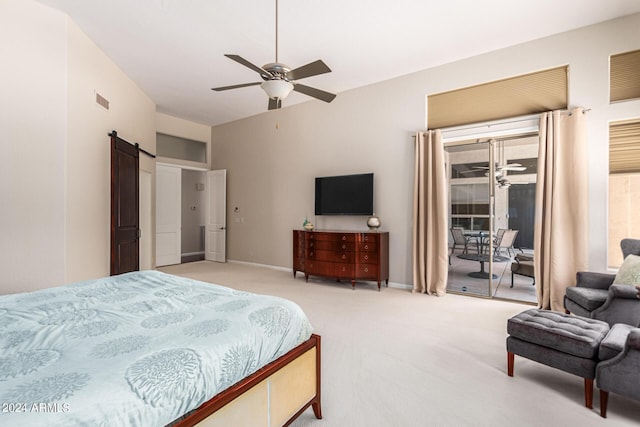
0, 270, 313, 426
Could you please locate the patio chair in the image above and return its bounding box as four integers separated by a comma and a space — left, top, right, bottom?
510, 253, 534, 288
493, 228, 507, 246
450, 227, 477, 264
494, 229, 519, 257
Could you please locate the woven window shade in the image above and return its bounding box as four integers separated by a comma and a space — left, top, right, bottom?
610, 50, 640, 103
610, 119, 640, 174
428, 66, 568, 129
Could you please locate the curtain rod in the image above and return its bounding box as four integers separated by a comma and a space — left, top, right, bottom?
412, 108, 591, 139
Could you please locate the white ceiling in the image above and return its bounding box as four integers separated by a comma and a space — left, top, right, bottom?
36, 0, 640, 126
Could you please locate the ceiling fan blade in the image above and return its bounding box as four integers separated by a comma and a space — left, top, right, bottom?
287, 60, 332, 81
225, 54, 273, 78
268, 98, 282, 110
293, 83, 336, 103
211, 82, 261, 91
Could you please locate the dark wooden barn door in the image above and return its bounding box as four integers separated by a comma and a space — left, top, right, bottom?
110, 131, 139, 275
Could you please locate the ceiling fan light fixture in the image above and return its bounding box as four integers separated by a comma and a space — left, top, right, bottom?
261, 79, 293, 100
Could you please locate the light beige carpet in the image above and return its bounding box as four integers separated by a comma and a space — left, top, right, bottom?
159, 261, 639, 427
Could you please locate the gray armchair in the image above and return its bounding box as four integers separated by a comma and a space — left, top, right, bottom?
564, 238, 640, 327
596, 324, 640, 417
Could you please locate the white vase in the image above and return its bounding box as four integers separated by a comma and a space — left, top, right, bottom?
367, 214, 381, 230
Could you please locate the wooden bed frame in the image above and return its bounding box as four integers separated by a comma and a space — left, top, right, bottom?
172, 334, 322, 426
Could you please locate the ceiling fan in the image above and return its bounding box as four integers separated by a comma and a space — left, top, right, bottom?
470, 163, 527, 172
211, 0, 336, 110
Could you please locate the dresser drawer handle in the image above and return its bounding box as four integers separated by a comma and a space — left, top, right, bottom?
310, 252, 314, 257
364, 245, 369, 250
364, 236, 369, 241
310, 242, 314, 247
342, 254, 346, 260
342, 236, 347, 241
364, 267, 369, 273
342, 244, 346, 249
342, 267, 346, 272
364, 255, 369, 260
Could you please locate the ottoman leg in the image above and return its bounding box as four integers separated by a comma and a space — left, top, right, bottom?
584, 378, 593, 409
600, 390, 609, 418
507, 352, 514, 376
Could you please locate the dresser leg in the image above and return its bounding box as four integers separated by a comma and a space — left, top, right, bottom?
351, 280, 355, 290
378, 282, 381, 292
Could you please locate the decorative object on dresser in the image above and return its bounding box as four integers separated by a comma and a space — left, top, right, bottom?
366, 213, 381, 230
293, 230, 389, 291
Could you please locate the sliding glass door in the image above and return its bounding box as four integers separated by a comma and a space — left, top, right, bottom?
446, 141, 494, 297
445, 136, 539, 302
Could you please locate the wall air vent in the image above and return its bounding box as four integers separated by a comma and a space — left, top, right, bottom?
95, 92, 109, 110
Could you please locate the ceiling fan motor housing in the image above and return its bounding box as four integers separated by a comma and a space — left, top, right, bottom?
262, 62, 291, 81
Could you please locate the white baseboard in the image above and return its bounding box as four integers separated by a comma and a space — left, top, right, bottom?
227, 259, 411, 290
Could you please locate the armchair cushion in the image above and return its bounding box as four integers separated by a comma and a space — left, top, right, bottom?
599, 323, 635, 361
613, 254, 640, 285
565, 287, 609, 312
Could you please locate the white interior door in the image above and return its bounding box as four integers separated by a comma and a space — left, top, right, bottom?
205, 169, 226, 262
156, 164, 181, 266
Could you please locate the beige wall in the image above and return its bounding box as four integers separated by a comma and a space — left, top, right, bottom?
1, 0, 156, 293
0, 0, 67, 293
212, 13, 640, 285
65, 17, 156, 283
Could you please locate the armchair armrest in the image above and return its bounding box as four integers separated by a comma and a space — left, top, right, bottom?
576, 271, 616, 290
629, 329, 640, 350
596, 328, 640, 403
608, 284, 640, 299
592, 285, 640, 327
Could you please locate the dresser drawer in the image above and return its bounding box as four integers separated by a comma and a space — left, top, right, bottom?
358, 241, 377, 252
306, 240, 347, 250
358, 252, 377, 263
335, 263, 355, 278
293, 257, 305, 270
356, 264, 378, 280
360, 233, 379, 243
307, 249, 351, 262
307, 232, 355, 242
305, 260, 334, 276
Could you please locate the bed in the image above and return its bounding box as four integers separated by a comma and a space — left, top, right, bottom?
0, 270, 322, 426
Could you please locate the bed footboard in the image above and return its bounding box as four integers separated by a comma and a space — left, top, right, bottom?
172, 334, 322, 426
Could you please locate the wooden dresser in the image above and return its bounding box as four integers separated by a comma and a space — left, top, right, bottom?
293, 230, 389, 290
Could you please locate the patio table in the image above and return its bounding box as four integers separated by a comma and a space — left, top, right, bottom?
457, 253, 509, 279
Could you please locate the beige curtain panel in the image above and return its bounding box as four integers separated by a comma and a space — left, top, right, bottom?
534, 107, 589, 311
412, 130, 449, 295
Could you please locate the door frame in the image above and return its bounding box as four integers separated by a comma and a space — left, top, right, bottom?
155, 162, 210, 266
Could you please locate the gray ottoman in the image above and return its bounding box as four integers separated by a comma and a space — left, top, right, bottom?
506, 308, 610, 408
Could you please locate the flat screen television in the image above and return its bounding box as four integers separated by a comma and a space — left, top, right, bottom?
315, 173, 374, 215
